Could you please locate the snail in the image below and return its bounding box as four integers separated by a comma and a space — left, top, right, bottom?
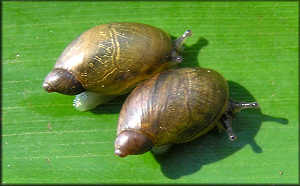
42, 22, 192, 111
115, 67, 259, 157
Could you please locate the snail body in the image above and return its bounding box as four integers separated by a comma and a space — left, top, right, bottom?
42, 22, 192, 111
115, 67, 259, 157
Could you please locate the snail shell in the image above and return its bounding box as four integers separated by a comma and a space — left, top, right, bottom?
115, 67, 259, 157
42, 22, 192, 111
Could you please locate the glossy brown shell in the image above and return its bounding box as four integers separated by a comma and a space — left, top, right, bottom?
53, 22, 174, 95
117, 67, 229, 146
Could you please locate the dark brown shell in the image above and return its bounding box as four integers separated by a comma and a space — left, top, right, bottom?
45, 22, 175, 95
117, 67, 229, 146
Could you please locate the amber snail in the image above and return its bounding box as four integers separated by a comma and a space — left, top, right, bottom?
115, 67, 259, 157
42, 22, 192, 111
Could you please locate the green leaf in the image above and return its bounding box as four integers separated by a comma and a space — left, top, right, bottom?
2, 1, 298, 184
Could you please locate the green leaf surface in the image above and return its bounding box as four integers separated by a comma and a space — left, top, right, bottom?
2, 1, 298, 184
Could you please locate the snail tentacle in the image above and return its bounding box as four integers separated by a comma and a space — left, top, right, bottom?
173, 30, 193, 53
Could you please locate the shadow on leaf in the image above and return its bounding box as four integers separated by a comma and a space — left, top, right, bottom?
180, 37, 209, 68
90, 94, 129, 115
152, 80, 288, 179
